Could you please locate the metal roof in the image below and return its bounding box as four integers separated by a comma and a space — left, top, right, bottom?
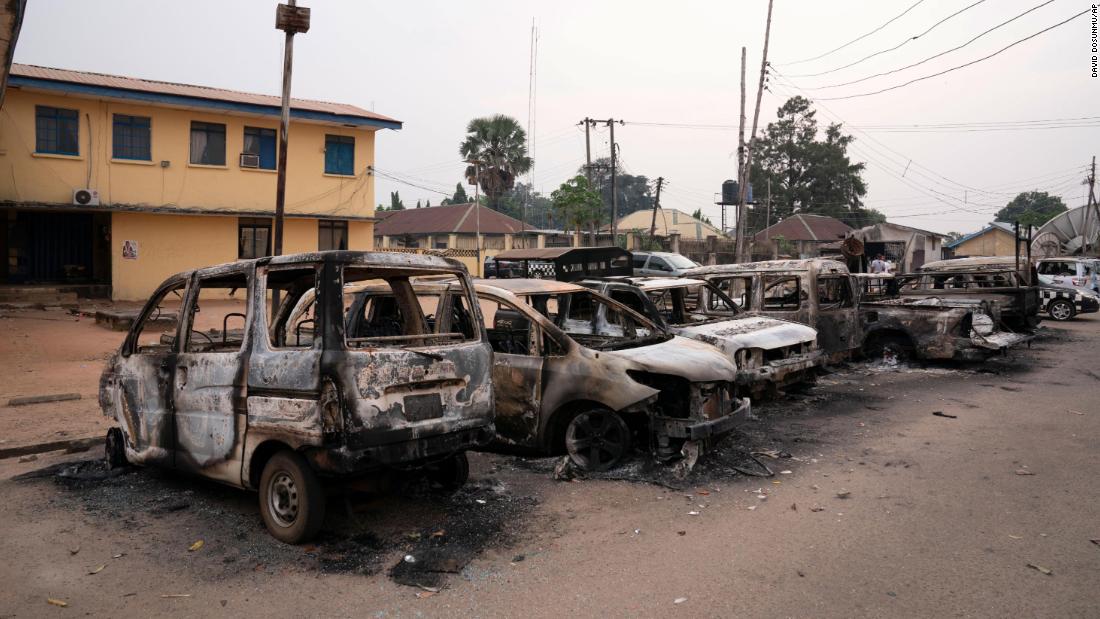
753, 214, 852, 242
375, 203, 525, 236
9, 63, 401, 129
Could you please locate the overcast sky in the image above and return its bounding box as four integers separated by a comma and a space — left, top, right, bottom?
14, 0, 1099, 234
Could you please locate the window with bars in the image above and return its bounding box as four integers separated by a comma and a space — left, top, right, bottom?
243, 126, 277, 169
318, 220, 348, 251
239, 217, 272, 259
112, 114, 151, 160
190, 121, 226, 165
324, 134, 354, 175
35, 106, 79, 155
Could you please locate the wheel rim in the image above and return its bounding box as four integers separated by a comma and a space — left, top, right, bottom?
1051, 302, 1072, 320
565, 411, 627, 471
267, 471, 299, 528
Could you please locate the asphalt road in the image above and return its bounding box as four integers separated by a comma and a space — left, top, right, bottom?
0, 318, 1097, 618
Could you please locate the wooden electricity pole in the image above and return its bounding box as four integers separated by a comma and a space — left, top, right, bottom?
733, 47, 748, 262
273, 1, 310, 257
609, 119, 619, 242
649, 177, 664, 240
737, 0, 775, 262
583, 117, 593, 185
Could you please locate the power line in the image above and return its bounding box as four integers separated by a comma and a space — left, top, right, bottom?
787, 0, 987, 78
803, 1, 1068, 95
780, 0, 928, 66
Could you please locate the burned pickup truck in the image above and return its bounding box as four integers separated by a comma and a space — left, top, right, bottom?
901, 257, 1042, 331
99, 252, 495, 543
687, 258, 1031, 362
339, 278, 747, 471
578, 277, 823, 396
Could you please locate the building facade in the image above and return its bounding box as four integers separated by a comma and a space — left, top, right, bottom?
946, 222, 1019, 258
610, 208, 724, 240
0, 64, 400, 299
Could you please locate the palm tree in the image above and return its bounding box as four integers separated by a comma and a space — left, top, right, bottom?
459, 115, 533, 211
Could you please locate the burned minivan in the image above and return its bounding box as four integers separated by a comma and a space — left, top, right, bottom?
99, 252, 495, 543
578, 277, 823, 396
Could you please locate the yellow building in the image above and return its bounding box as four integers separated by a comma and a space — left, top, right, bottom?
0, 64, 400, 300
608, 207, 724, 240
946, 222, 1019, 258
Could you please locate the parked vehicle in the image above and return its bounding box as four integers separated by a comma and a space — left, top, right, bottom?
492, 247, 631, 281
906, 257, 1041, 330
1036, 257, 1100, 296
578, 276, 822, 396
348, 278, 747, 471
99, 252, 496, 543
631, 251, 701, 277
688, 258, 1032, 362
1038, 283, 1100, 321
484, 255, 523, 278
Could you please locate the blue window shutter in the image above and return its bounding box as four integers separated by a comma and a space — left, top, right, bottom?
325, 135, 354, 175
259, 131, 276, 169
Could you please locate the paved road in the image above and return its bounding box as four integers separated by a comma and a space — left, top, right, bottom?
1, 318, 1097, 618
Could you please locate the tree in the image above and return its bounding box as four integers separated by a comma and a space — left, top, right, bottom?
944, 231, 964, 244
425, 199, 431, 208
580, 158, 654, 224
415, 200, 422, 209
441, 183, 469, 206
551, 176, 602, 244
459, 115, 533, 211
748, 96, 880, 232
995, 191, 1067, 228
389, 191, 406, 211
690, 209, 713, 225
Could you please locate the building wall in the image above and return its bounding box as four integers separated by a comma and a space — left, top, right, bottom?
953, 229, 1016, 257
0, 88, 375, 218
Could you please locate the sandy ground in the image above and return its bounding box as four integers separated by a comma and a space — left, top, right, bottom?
0, 309, 1098, 617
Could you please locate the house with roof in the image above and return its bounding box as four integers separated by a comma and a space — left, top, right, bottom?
751, 213, 853, 258
0, 64, 400, 299
608, 207, 724, 240
848, 221, 947, 272
945, 222, 1020, 258
374, 203, 551, 276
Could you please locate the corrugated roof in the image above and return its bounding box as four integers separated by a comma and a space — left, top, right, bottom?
9, 63, 399, 126
945, 221, 1016, 249
375, 203, 526, 236
753, 214, 852, 242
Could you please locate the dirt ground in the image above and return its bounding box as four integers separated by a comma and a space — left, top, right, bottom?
1, 308, 1099, 617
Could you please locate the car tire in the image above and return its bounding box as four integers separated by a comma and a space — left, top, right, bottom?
1048, 299, 1075, 321
259, 451, 326, 544
104, 427, 127, 469
863, 333, 912, 362
426, 452, 470, 491
564, 409, 631, 472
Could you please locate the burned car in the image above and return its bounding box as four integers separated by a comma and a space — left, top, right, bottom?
578, 277, 823, 396
99, 252, 495, 543
904, 257, 1041, 331
339, 278, 746, 471
688, 258, 1032, 362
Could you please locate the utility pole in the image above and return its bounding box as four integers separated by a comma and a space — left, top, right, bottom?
1086, 155, 1097, 256
733, 47, 747, 262
765, 178, 772, 243
583, 118, 593, 185
609, 119, 619, 242
738, 0, 775, 262
649, 177, 664, 239
273, 1, 310, 257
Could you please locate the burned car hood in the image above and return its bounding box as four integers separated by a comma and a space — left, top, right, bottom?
672, 315, 817, 355
605, 335, 735, 383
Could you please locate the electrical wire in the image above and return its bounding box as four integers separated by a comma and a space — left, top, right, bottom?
787, 0, 988, 78
780, 0, 928, 66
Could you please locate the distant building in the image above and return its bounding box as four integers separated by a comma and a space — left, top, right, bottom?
610, 207, 724, 240
848, 222, 946, 272
0, 64, 400, 299
946, 222, 1019, 257
374, 203, 549, 276
752, 213, 852, 258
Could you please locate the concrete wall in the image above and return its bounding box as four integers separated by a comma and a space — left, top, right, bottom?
0, 88, 375, 218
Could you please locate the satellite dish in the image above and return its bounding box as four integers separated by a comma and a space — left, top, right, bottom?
841, 236, 864, 258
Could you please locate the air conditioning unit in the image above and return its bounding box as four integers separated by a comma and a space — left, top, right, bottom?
72, 188, 100, 206
239, 153, 260, 168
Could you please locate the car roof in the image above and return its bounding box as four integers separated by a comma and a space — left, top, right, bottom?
921, 256, 1020, 271
688, 257, 849, 275
184, 250, 463, 278
473, 278, 585, 295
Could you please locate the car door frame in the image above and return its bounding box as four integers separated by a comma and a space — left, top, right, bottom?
478, 290, 546, 447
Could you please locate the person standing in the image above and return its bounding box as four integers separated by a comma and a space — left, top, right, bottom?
870, 254, 887, 274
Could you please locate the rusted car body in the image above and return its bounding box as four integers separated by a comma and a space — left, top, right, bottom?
99, 252, 495, 543
688, 258, 1031, 362
904, 257, 1041, 330
578, 277, 823, 394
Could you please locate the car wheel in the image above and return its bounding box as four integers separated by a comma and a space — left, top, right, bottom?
259, 451, 325, 544
1048, 299, 1075, 321
565, 409, 631, 471
104, 427, 127, 469
863, 333, 912, 363
425, 452, 470, 491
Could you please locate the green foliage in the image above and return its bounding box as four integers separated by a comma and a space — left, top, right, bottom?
459, 115, 533, 211
995, 191, 1068, 228
442, 183, 469, 206
551, 176, 603, 238
691, 209, 712, 225
580, 158, 654, 224
389, 191, 406, 211
748, 96, 878, 232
